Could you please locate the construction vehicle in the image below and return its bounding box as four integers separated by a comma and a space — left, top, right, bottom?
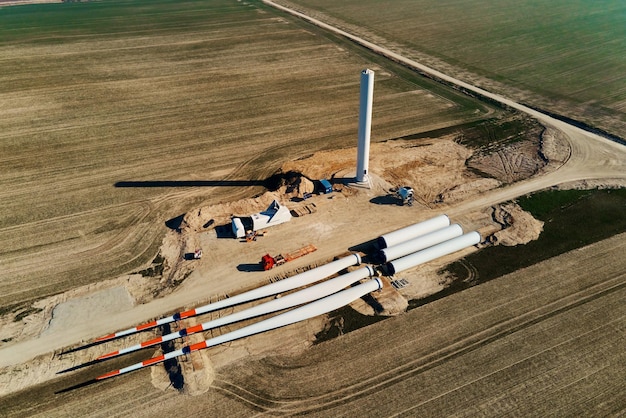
261, 244, 317, 270
319, 179, 333, 194
394, 186, 414, 206
245, 230, 267, 242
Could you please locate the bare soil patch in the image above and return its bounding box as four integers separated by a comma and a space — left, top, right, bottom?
468, 140, 546, 184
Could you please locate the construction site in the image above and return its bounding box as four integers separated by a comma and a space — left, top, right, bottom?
2, 63, 624, 414
1, 1, 625, 416
1, 66, 588, 395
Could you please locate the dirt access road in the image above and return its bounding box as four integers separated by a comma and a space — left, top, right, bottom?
1, 0, 625, 376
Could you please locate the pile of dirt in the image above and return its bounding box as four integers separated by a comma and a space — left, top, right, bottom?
556, 178, 626, 191
491, 203, 544, 246
265, 170, 316, 197
177, 172, 319, 237
180, 192, 285, 234
282, 137, 506, 207
396, 262, 453, 300
539, 127, 571, 168
365, 285, 408, 317
379, 139, 478, 205
150, 316, 215, 395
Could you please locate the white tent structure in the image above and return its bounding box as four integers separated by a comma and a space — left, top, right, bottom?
232, 199, 293, 238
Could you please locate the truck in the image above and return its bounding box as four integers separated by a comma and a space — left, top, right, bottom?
260, 244, 317, 270
395, 186, 414, 206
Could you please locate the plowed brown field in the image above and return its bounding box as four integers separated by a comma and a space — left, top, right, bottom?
0, 0, 490, 309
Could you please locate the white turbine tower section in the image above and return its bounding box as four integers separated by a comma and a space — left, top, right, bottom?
97, 278, 383, 380
96, 266, 375, 360
356, 68, 374, 184
377, 214, 450, 249
93, 253, 361, 342
379, 224, 464, 263
386, 231, 481, 275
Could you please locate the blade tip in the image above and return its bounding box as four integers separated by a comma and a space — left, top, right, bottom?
96, 371, 119, 380
97, 350, 119, 360
94, 334, 115, 342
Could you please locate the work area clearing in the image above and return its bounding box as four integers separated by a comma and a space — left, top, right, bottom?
63, 214, 482, 384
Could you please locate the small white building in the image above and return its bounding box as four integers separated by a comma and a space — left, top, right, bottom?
231, 200, 292, 238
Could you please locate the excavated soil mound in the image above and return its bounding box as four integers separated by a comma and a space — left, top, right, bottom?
491, 203, 544, 246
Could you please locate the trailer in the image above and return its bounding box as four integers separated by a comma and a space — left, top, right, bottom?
261, 244, 317, 270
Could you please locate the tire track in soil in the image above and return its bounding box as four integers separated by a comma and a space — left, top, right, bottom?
0, 201, 153, 279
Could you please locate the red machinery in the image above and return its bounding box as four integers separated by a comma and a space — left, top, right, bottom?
261, 244, 317, 270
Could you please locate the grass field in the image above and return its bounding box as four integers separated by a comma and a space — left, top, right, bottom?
0, 0, 494, 307
442, 188, 626, 285
278, 0, 626, 136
